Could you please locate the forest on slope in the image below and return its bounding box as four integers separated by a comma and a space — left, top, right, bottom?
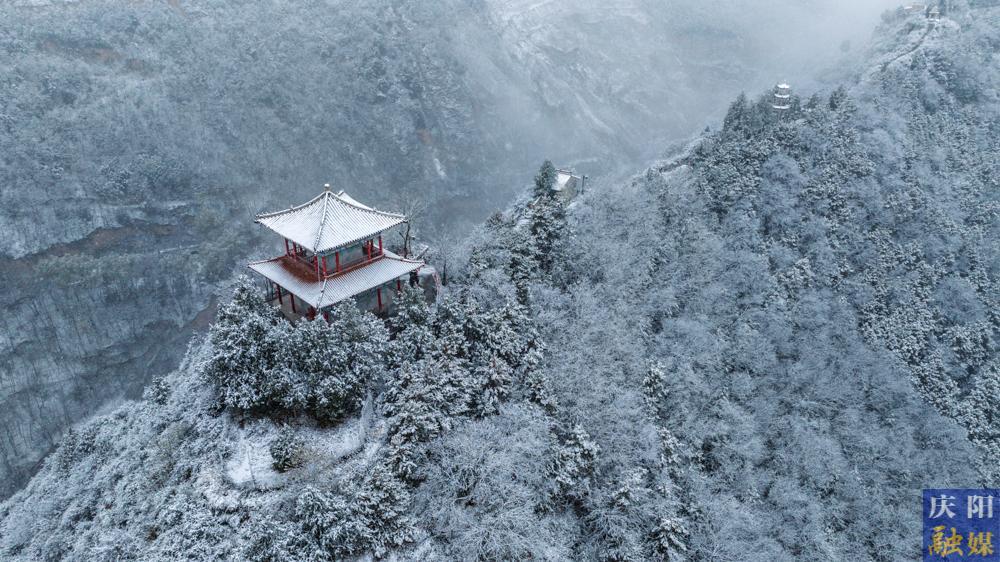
0, 0, 894, 498
1, 2, 996, 559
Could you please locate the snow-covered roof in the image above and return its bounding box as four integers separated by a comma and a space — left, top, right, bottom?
248, 249, 423, 310
776, 83, 791, 90
256, 189, 406, 254
553, 169, 578, 192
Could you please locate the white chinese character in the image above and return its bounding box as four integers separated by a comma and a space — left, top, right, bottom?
930, 495, 957, 518
968, 495, 994, 519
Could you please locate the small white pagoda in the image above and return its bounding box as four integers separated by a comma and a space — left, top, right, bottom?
249, 186, 425, 321
772, 83, 792, 111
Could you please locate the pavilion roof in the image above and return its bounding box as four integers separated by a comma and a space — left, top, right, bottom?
256, 189, 406, 254
248, 249, 423, 310
553, 169, 578, 192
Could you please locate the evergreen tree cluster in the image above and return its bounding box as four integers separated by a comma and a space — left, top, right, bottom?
205, 277, 386, 423
469, 161, 572, 303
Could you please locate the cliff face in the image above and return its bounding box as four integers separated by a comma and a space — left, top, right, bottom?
0, 0, 895, 497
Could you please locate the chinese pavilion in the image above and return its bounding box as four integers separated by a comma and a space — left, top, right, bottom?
248, 185, 425, 321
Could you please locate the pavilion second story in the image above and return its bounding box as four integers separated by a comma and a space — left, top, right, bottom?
255, 187, 409, 279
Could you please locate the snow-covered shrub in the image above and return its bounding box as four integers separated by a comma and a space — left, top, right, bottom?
269, 426, 305, 472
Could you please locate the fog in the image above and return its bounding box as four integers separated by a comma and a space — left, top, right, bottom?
0, 0, 906, 497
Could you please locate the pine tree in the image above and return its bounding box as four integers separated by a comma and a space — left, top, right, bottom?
529, 194, 568, 276
534, 159, 558, 199
469, 357, 512, 417
584, 470, 663, 562
349, 462, 417, 559
242, 517, 313, 562
651, 517, 689, 561
548, 424, 600, 506
722, 92, 750, 134
466, 300, 522, 416
282, 317, 349, 418
508, 229, 537, 305
328, 301, 389, 398
415, 295, 476, 417
383, 360, 452, 481
524, 369, 558, 414
468, 211, 512, 276
269, 426, 305, 472
206, 276, 286, 411
295, 486, 358, 557
295, 464, 415, 559
388, 286, 435, 369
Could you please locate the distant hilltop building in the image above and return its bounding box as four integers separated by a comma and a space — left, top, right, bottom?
552, 168, 585, 201
772, 83, 792, 111
249, 185, 425, 321
903, 3, 927, 13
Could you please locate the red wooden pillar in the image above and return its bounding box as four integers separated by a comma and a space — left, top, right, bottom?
396, 279, 402, 292
378, 235, 383, 255
314, 255, 320, 279
335, 252, 340, 273
290, 294, 297, 314
308, 306, 315, 320
322, 256, 328, 277
377, 287, 383, 311
323, 311, 330, 322
284, 239, 290, 255
275, 283, 284, 305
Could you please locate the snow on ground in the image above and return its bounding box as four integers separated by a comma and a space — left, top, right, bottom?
225, 430, 286, 491
222, 397, 379, 493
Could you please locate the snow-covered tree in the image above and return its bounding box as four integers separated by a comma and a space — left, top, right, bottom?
294, 463, 416, 559
388, 286, 435, 369
530, 189, 568, 276
348, 462, 417, 558
534, 159, 558, 199
205, 276, 286, 411
547, 424, 600, 507
383, 360, 452, 481
269, 426, 305, 472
